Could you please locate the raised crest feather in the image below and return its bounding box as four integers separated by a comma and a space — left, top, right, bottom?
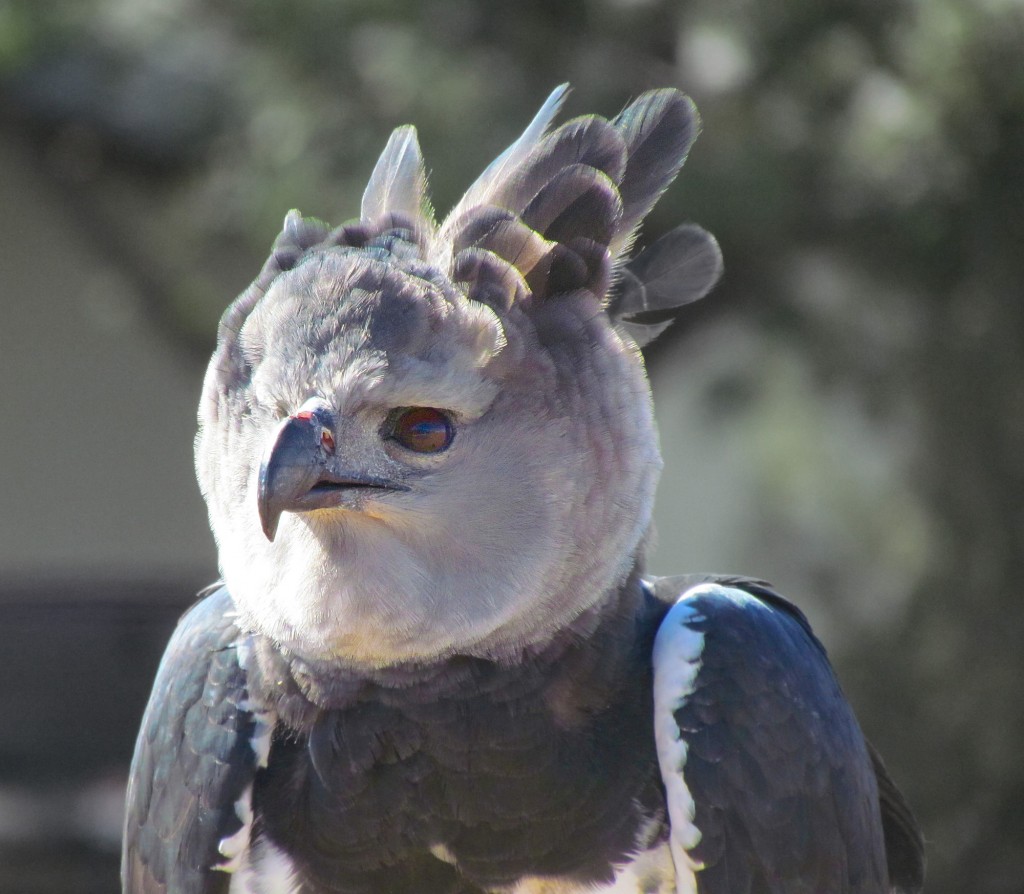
611, 90, 700, 257
360, 125, 432, 230
431, 86, 707, 318
609, 224, 723, 346
211, 84, 716, 361
490, 116, 627, 215
447, 85, 571, 223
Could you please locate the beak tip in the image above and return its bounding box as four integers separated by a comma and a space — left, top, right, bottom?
257, 488, 279, 542
257, 461, 279, 542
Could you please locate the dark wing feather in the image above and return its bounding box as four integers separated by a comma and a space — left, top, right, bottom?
122, 587, 261, 894
651, 577, 920, 893
868, 742, 926, 894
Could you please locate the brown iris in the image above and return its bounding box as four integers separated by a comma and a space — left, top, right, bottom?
389, 407, 455, 454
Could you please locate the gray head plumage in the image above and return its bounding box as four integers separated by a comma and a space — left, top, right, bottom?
195, 85, 721, 668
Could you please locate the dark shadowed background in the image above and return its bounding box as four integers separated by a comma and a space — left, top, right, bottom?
1, 1, 1022, 891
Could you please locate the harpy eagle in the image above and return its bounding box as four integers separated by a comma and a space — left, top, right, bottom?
122, 85, 924, 894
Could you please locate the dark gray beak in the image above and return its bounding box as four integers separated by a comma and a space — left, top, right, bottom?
257, 412, 408, 541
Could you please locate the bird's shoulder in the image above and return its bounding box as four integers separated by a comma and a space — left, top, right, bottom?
496, 573, 923, 894
122, 585, 271, 894
646, 574, 898, 893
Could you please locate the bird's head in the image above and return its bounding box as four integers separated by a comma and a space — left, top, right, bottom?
195, 86, 721, 668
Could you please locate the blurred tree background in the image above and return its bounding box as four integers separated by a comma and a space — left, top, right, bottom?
1, 0, 1022, 890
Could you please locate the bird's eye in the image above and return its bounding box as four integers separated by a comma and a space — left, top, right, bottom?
389, 407, 455, 454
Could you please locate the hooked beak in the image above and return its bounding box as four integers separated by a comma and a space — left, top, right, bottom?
256, 412, 408, 541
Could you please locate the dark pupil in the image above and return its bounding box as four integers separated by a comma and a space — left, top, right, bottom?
396, 409, 451, 453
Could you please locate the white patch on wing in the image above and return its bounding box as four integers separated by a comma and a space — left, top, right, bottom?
217, 783, 255, 871
217, 636, 277, 876
652, 589, 709, 894
504, 841, 675, 894
228, 838, 300, 894
604, 841, 676, 893
430, 842, 458, 864
504, 807, 674, 894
